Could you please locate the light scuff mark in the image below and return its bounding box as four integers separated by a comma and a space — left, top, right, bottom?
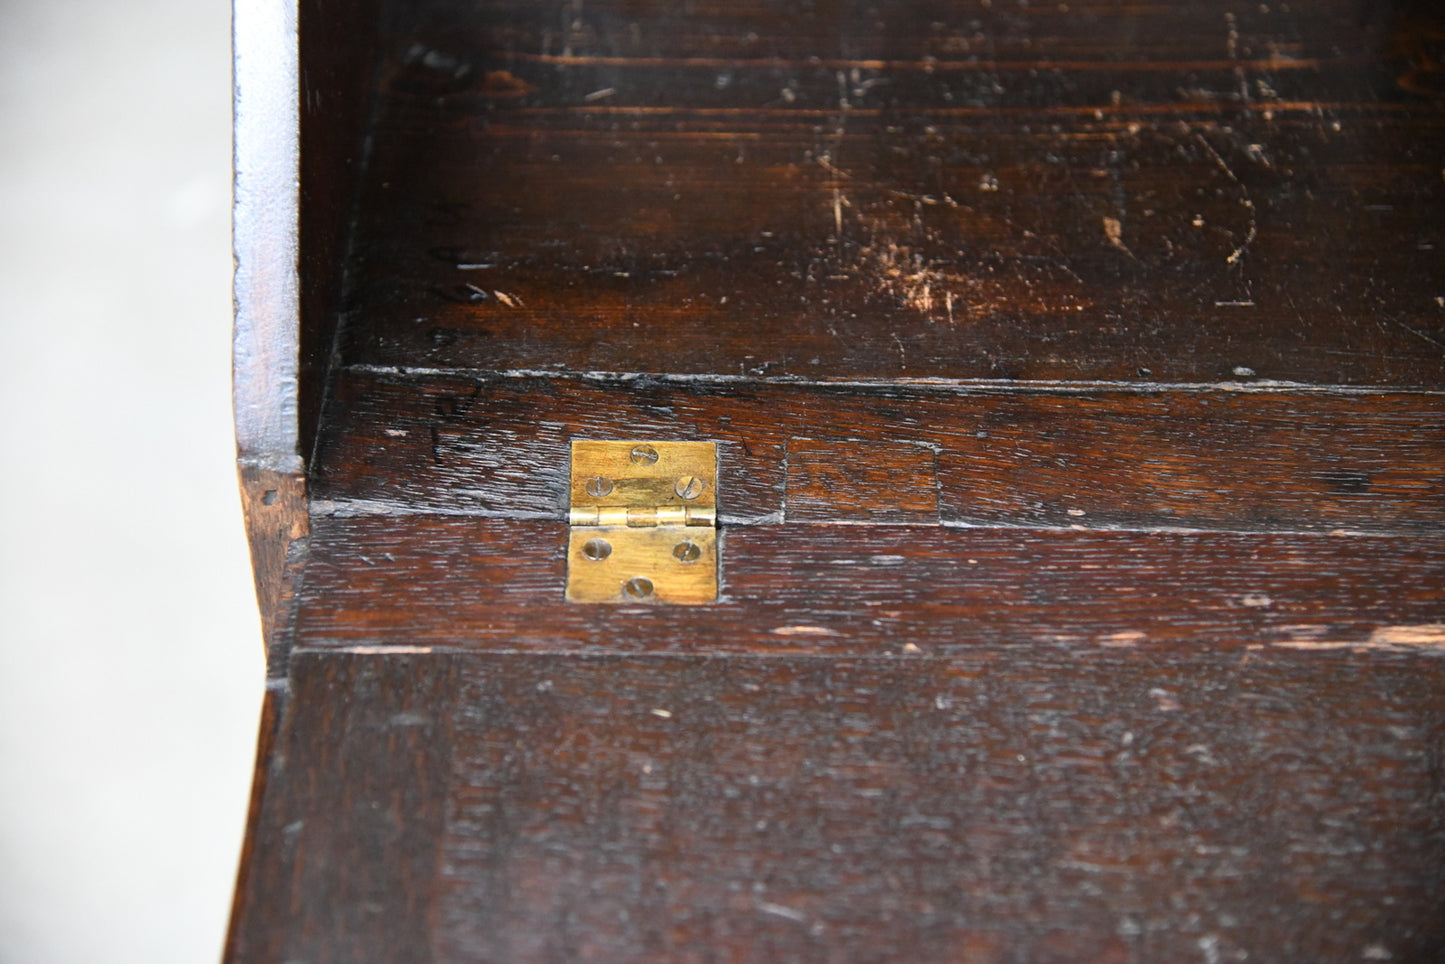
1270, 624, 1445, 653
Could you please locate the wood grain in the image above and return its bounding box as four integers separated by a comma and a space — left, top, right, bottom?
231, 0, 1445, 958
235, 0, 383, 658
226, 655, 458, 964
233, 0, 384, 467
237, 464, 308, 671
315, 371, 1445, 533
297, 0, 385, 458
233, 0, 302, 465
223, 684, 286, 964
329, 0, 1445, 386
232, 650, 1445, 962
292, 515, 1445, 656
785, 437, 941, 523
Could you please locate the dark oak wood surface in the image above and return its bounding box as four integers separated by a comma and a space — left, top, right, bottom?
298, 0, 385, 458
231, 0, 1445, 959
317, 370, 1445, 532
294, 515, 1445, 657
230, 650, 1445, 962
334, 0, 1445, 386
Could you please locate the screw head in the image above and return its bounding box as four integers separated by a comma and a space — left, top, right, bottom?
623, 576, 654, 599
674, 476, 706, 500
585, 476, 615, 497
629, 444, 659, 465
672, 541, 702, 563
581, 538, 612, 562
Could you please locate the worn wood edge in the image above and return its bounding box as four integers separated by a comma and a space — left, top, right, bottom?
223, 681, 287, 964
233, 0, 301, 465
291, 640, 1445, 661
342, 365, 1445, 397
239, 463, 310, 671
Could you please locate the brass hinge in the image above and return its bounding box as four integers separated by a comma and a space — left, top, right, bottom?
566, 440, 718, 604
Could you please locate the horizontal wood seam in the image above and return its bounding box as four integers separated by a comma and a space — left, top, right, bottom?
307, 503, 1440, 539
341, 364, 1445, 397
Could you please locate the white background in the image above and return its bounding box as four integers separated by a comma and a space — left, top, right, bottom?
0, 0, 264, 960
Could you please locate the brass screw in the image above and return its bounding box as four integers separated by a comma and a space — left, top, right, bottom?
629, 444, 659, 465
623, 576, 654, 599
673, 541, 701, 563
675, 476, 706, 500
581, 538, 611, 562
585, 476, 615, 497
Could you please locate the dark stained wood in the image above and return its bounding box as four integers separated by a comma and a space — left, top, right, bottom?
227, 656, 457, 964
297, 0, 387, 459
315, 371, 1445, 533
231, 0, 1445, 959
223, 685, 286, 964
786, 437, 941, 523
234, 650, 1445, 962
332, 0, 1445, 386
236, 464, 309, 670
293, 515, 1445, 656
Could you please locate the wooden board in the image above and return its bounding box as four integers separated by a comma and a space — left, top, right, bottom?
333, 0, 1445, 386
293, 515, 1445, 656
228, 650, 1445, 962
315, 371, 1445, 533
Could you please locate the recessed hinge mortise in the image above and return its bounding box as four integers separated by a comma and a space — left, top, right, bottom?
566, 440, 718, 604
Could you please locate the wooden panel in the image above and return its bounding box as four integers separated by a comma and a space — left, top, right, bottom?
298, 0, 386, 458
233, 0, 302, 465
292, 515, 1445, 655
328, 0, 1445, 385
413, 0, 1405, 69
315, 371, 1445, 533
234, 0, 385, 465
232, 650, 1445, 961
786, 438, 940, 523
226, 656, 458, 964
235, 0, 383, 647
223, 685, 286, 964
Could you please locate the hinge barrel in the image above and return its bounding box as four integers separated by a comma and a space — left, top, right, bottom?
569, 506, 716, 527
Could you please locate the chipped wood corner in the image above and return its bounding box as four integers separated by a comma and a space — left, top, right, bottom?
238, 461, 309, 664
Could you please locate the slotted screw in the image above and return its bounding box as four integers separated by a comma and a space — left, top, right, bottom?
673, 541, 701, 563
623, 576, 654, 599
674, 476, 706, 500
585, 476, 614, 497
630, 444, 659, 465
581, 538, 611, 562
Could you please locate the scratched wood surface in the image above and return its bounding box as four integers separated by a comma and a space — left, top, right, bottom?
334, 0, 1445, 385
293, 515, 1445, 655
229, 650, 1445, 962
230, 0, 1445, 959
314, 370, 1445, 533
